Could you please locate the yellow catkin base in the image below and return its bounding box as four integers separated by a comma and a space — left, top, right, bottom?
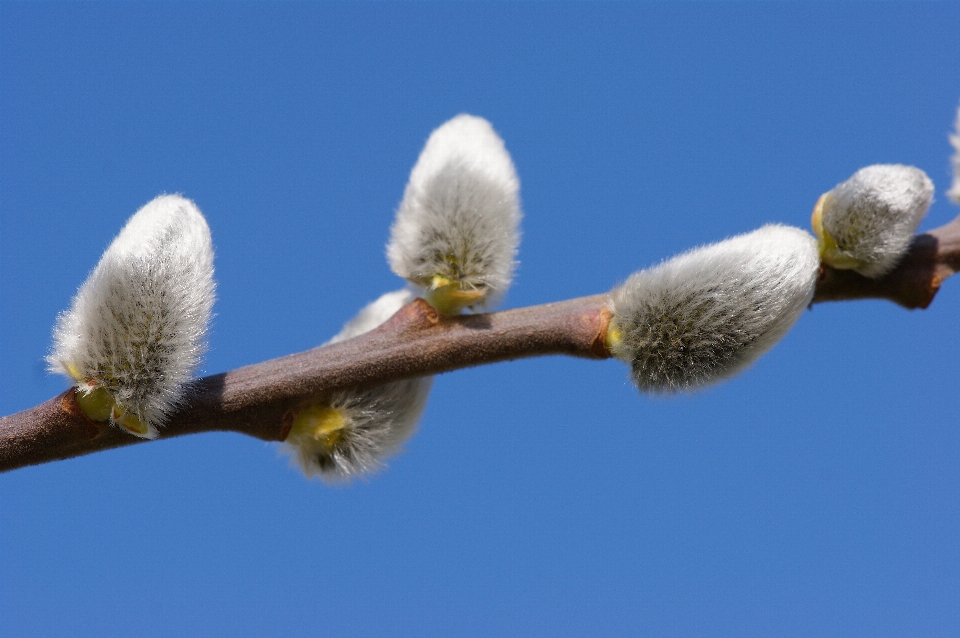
289, 404, 348, 452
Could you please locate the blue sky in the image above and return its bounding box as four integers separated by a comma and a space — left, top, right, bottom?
2, 3, 959, 636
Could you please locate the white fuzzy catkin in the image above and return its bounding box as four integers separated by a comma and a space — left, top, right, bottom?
387, 114, 521, 310
286, 288, 433, 481
814, 164, 933, 278
48, 194, 216, 439
609, 224, 819, 393
949, 105, 960, 204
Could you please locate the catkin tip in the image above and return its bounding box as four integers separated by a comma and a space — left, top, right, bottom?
949, 104, 960, 205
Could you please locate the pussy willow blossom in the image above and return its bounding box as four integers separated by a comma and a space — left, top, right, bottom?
48, 194, 216, 439
811, 164, 933, 278
285, 288, 433, 481
387, 114, 521, 314
607, 224, 819, 393
949, 105, 960, 204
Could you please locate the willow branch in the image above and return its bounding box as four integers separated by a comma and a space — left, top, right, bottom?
0, 295, 612, 471
2, 213, 958, 472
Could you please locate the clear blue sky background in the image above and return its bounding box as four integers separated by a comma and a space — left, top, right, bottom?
2, 3, 959, 636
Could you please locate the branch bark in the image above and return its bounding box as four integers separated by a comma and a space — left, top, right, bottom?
2, 213, 958, 473
0, 295, 611, 471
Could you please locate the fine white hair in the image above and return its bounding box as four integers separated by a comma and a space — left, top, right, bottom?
386, 114, 521, 308
287, 288, 433, 481
48, 194, 216, 438
609, 224, 819, 393
949, 105, 960, 204
818, 164, 933, 278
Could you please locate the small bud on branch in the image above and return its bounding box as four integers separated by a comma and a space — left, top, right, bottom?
812, 165, 932, 278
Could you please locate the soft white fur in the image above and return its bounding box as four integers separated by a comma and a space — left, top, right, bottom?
610, 225, 819, 393
387, 114, 521, 308
949, 106, 960, 204
821, 164, 933, 278
288, 288, 433, 481
48, 194, 215, 438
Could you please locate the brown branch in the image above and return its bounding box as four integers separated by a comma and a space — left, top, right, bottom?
2, 213, 958, 473
0, 295, 612, 471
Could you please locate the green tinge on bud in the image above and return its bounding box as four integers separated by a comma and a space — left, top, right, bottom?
48, 194, 216, 439
74, 386, 115, 422
423, 275, 486, 315
387, 114, 521, 313
811, 164, 933, 278
284, 288, 433, 481
608, 224, 819, 393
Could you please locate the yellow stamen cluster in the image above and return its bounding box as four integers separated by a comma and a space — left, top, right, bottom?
425, 275, 486, 314
288, 404, 349, 457
72, 383, 151, 437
